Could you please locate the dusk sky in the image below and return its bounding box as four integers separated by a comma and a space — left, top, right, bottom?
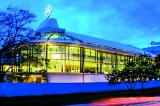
0, 0, 160, 48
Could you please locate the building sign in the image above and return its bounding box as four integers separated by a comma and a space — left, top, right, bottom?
45, 5, 52, 17
151, 41, 160, 46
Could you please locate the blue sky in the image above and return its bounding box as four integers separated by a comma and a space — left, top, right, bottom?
0, 0, 160, 48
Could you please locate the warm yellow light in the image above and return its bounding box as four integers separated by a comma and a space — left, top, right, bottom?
40, 42, 54, 46
52, 54, 61, 59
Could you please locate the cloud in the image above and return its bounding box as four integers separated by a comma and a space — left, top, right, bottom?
1, 0, 160, 48
40, 0, 160, 48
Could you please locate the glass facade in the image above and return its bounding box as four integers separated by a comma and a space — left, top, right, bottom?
20, 44, 135, 74
4, 32, 137, 83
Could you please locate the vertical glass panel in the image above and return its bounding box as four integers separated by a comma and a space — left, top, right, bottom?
69, 47, 80, 60
48, 46, 57, 53
48, 60, 63, 73
85, 49, 96, 62
102, 53, 111, 74
65, 60, 80, 73
117, 55, 125, 71
91, 50, 95, 56
84, 62, 97, 73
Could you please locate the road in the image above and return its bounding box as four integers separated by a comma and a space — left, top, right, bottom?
91, 96, 160, 106
66, 96, 160, 106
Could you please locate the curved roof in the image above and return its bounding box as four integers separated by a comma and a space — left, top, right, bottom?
65, 31, 155, 56
35, 18, 155, 57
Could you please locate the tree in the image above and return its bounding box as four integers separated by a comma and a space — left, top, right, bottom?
136, 54, 157, 92
155, 54, 160, 71
0, 6, 36, 82
19, 45, 50, 82
106, 54, 159, 94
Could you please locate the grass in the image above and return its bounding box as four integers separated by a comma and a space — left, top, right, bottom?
0, 87, 160, 106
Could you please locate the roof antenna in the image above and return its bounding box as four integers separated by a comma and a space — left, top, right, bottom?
45, 5, 52, 20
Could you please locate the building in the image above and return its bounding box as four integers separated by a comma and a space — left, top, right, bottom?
4, 18, 154, 83
143, 45, 160, 55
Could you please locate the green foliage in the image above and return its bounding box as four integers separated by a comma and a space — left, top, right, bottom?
155, 54, 160, 69
107, 54, 160, 92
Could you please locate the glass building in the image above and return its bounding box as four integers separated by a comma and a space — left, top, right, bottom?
5, 18, 154, 83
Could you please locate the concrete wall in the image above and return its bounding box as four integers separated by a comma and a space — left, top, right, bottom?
0, 81, 160, 97
48, 73, 107, 83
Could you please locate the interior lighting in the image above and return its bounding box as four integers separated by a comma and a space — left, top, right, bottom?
52, 54, 61, 59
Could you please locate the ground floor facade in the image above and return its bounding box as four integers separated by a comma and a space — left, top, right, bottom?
2, 43, 136, 82
3, 44, 138, 83
20, 44, 137, 74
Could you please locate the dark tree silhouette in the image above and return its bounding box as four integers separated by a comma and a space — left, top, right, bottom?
19, 45, 50, 82
155, 54, 160, 70
0, 6, 36, 82
137, 54, 158, 92
106, 54, 159, 94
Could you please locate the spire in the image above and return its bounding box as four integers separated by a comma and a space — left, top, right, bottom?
36, 18, 65, 34
36, 4, 65, 34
